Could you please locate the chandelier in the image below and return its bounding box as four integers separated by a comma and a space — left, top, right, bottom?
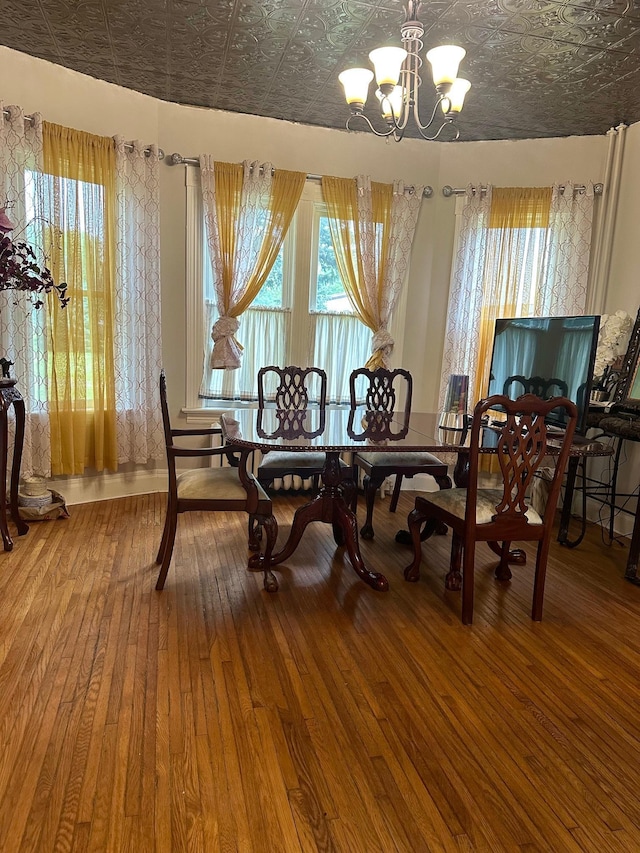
338, 1, 470, 142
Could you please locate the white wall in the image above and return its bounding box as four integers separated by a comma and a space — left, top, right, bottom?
4, 45, 631, 506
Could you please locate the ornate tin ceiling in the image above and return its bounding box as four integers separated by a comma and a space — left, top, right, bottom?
2, 0, 640, 141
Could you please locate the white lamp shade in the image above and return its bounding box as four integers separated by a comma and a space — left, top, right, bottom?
339, 68, 374, 106
443, 78, 471, 114
376, 86, 405, 120
368, 46, 407, 87
426, 45, 466, 87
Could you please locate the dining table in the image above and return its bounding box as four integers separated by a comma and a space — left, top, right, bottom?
221, 407, 612, 592
221, 407, 483, 591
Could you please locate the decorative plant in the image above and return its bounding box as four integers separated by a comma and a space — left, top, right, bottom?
593, 310, 633, 382
0, 207, 68, 310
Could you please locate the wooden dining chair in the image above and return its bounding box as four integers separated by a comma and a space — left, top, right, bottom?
255, 365, 348, 491
404, 393, 578, 624
349, 367, 450, 539
155, 371, 278, 593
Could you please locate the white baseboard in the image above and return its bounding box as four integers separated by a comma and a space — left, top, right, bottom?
51, 469, 167, 506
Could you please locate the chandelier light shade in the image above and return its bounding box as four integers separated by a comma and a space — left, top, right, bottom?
425, 45, 466, 91
338, 68, 374, 109
338, 0, 471, 141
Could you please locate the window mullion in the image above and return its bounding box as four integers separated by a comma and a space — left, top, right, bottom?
289, 198, 314, 366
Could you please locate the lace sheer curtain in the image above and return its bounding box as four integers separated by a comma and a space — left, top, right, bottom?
0, 104, 51, 477
536, 181, 595, 316
113, 137, 164, 463
200, 158, 304, 369
438, 182, 595, 409
438, 186, 491, 411
322, 176, 423, 369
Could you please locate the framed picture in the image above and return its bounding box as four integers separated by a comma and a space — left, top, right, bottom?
615, 306, 640, 411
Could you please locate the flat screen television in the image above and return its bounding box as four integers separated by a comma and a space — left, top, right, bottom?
486, 315, 601, 435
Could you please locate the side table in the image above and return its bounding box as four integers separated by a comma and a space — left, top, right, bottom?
0, 378, 29, 550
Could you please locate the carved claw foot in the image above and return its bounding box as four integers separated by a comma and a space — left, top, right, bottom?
445, 570, 462, 591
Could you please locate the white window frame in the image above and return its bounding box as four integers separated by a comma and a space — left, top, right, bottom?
183, 167, 408, 420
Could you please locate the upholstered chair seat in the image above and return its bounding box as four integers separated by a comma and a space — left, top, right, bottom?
176, 467, 271, 504
425, 487, 542, 526
258, 450, 334, 472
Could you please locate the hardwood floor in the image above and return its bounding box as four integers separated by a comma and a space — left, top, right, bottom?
1, 491, 639, 852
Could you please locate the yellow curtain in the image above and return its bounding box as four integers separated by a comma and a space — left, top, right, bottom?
473, 187, 552, 404
213, 161, 305, 322
212, 161, 243, 320
43, 122, 118, 474
321, 176, 392, 370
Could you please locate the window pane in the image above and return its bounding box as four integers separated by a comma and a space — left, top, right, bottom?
314, 216, 353, 313
253, 247, 283, 307
203, 241, 283, 308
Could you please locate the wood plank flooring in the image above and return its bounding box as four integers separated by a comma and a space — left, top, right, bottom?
1, 491, 639, 851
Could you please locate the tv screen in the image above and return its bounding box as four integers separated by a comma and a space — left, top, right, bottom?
487, 315, 600, 434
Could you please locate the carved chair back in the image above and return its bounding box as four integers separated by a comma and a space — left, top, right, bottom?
467, 393, 577, 532
257, 365, 327, 409
503, 375, 569, 400
349, 367, 413, 414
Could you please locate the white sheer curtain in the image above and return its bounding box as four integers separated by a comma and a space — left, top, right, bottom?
438, 182, 595, 409
312, 312, 371, 403
377, 180, 424, 366
113, 137, 164, 464
438, 186, 492, 410
0, 103, 51, 477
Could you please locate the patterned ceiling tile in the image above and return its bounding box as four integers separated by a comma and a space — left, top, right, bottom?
1, 0, 640, 140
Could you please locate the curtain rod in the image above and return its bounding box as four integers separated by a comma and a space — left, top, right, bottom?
167, 152, 434, 198
1, 108, 164, 159
441, 183, 604, 197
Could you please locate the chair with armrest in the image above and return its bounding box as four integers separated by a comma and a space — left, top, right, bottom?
255, 365, 348, 491
404, 393, 578, 624
155, 370, 278, 593
349, 367, 451, 540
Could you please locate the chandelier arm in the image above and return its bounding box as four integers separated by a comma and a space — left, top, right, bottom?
345, 113, 397, 139
416, 120, 459, 142
413, 94, 446, 133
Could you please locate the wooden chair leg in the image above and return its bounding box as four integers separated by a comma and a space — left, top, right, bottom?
404, 507, 426, 582
446, 532, 463, 591
155, 512, 178, 590
360, 473, 384, 540
494, 540, 513, 581
389, 474, 403, 513
156, 504, 171, 565
248, 514, 262, 551
532, 538, 551, 621
260, 513, 279, 593
461, 539, 476, 625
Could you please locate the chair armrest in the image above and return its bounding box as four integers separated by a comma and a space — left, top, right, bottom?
171, 426, 222, 437
168, 444, 240, 461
